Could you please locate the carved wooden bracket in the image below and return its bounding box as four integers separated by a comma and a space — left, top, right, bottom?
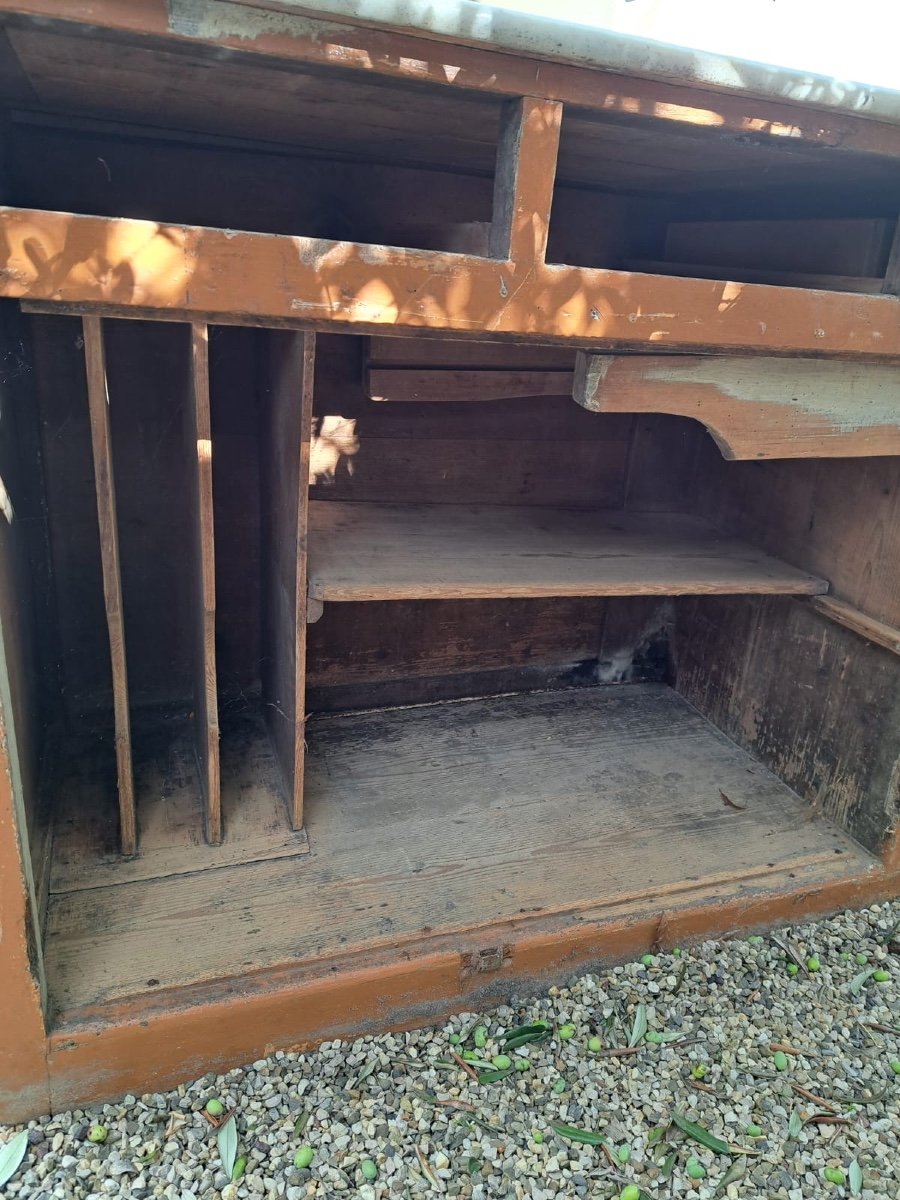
573, 352, 900, 459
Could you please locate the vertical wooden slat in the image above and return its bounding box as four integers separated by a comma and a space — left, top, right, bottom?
82, 315, 136, 855
882, 218, 900, 294
186, 323, 221, 843
490, 96, 563, 264
261, 330, 316, 830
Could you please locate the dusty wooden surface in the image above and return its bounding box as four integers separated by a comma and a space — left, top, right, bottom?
260, 331, 315, 829
490, 97, 561, 262
6, 0, 900, 164
366, 368, 574, 402
185, 323, 221, 843
808, 596, 900, 657
49, 706, 308, 895
82, 316, 137, 855
574, 353, 900, 459
307, 502, 827, 602
5, 208, 900, 358
43, 684, 872, 1015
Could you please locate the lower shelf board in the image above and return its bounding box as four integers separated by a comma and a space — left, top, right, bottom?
43, 684, 874, 1018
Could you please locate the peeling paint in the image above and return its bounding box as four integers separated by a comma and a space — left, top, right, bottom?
167, 0, 347, 45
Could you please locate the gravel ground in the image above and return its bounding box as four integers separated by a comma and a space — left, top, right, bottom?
2, 902, 899, 1200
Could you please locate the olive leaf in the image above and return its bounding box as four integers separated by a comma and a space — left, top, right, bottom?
477, 1068, 512, 1084
550, 1122, 608, 1146
849, 1159, 863, 1195
628, 1003, 648, 1048
0, 1129, 28, 1189
217, 1115, 237, 1179
671, 1112, 731, 1155
714, 1159, 746, 1194
849, 967, 878, 996
788, 1109, 802, 1139
503, 1022, 550, 1050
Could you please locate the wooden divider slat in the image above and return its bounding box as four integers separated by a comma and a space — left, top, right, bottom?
186, 323, 221, 843
81, 316, 136, 856
261, 331, 316, 830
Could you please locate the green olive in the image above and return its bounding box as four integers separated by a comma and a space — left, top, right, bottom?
559, 1024, 575, 1041
360, 1159, 378, 1181
745, 1123, 763, 1138
855, 953, 868, 966
231, 1155, 247, 1182
823, 1167, 845, 1186
514, 1059, 530, 1071
620, 1188, 640, 1200
645, 1031, 664, 1045
491, 1054, 512, 1070
890, 1060, 900, 1075
448, 1033, 461, 1045
293, 1146, 314, 1169
773, 1051, 788, 1071
640, 954, 654, 966
617, 1145, 631, 1164
691, 1064, 707, 1080
87, 1126, 108, 1144
552, 1078, 566, 1094
531, 1130, 544, 1144
473, 1026, 487, 1049
685, 1157, 705, 1180
872, 969, 890, 983
806, 956, 820, 971
205, 1099, 224, 1118
786, 963, 799, 977
588, 1036, 602, 1052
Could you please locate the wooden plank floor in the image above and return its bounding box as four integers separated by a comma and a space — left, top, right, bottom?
307, 503, 828, 602
43, 685, 872, 1017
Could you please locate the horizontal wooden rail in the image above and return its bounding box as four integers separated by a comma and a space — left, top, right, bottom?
6, 209, 900, 358
808, 596, 900, 657
574, 353, 900, 458
366, 368, 574, 402
5, 1, 900, 159
625, 260, 883, 295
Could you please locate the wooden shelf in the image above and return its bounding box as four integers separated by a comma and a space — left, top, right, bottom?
44, 685, 873, 1015
307, 502, 828, 604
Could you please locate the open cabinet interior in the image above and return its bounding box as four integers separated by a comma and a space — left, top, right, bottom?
0, 6, 898, 1106
2, 309, 896, 1020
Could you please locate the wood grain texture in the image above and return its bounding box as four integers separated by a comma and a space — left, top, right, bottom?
490, 96, 561, 263
665, 218, 894, 277
306, 595, 672, 711
7, 208, 900, 359
366, 368, 573, 402
186, 323, 220, 843
367, 336, 574, 369
675, 595, 900, 856
883, 220, 900, 295
48, 707, 308, 896
575, 353, 900, 459
808, 596, 900, 657
260, 331, 315, 829
307, 502, 827, 603
625, 260, 882, 295
81, 316, 136, 856
42, 685, 874, 1013
7, 0, 900, 164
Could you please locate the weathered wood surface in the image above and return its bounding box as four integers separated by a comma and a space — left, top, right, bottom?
366, 367, 573, 402
574, 353, 900, 459
883, 220, 900, 295
665, 218, 894, 277
367, 336, 574, 369
490, 96, 561, 263
6, 208, 900, 358
43, 684, 873, 1013
81, 316, 136, 856
6, 0, 900, 161
625, 260, 881, 295
260, 331, 315, 830
675, 595, 900, 856
185, 323, 220, 843
808, 596, 900, 657
307, 502, 826, 603
49, 708, 308, 895
306, 595, 672, 711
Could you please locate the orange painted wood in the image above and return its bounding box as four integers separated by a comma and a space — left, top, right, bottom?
186, 323, 221, 843
366, 367, 573, 401
7, 209, 900, 358
260, 331, 315, 830
490, 96, 561, 263
574, 352, 900, 458
626, 259, 882, 295
82, 316, 137, 856
5, 1, 900, 160
306, 502, 827, 603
